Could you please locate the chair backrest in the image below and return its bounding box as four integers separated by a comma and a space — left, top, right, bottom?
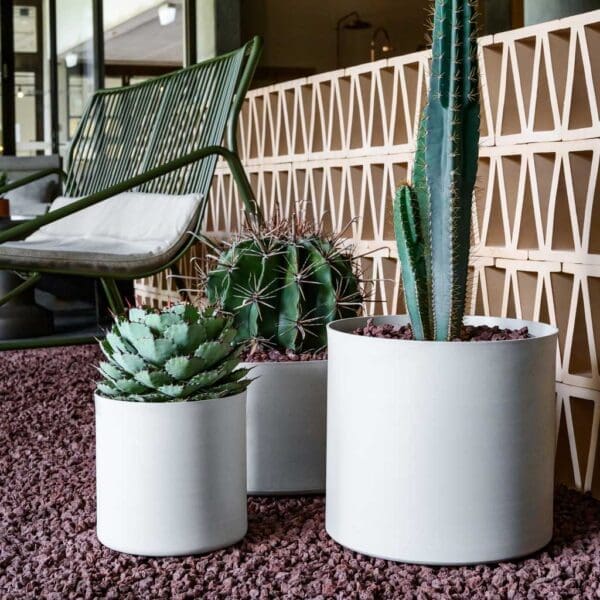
64, 37, 261, 202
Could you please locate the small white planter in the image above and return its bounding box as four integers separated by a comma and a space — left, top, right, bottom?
95, 392, 247, 557
326, 315, 558, 565
243, 360, 327, 494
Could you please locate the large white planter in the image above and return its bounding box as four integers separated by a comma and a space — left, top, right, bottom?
95, 392, 247, 556
326, 315, 558, 565
243, 360, 327, 494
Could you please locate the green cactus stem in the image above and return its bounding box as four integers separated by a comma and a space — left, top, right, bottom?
394, 0, 480, 341
206, 216, 363, 353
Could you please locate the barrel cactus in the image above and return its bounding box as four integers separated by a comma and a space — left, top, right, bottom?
96, 304, 251, 402
205, 217, 363, 352
394, 0, 480, 341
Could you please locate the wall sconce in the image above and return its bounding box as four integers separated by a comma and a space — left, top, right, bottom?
16, 86, 24, 99
65, 52, 78, 68
370, 27, 394, 62
158, 3, 177, 26
336, 11, 372, 68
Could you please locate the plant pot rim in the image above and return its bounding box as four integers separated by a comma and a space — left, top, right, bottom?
94, 390, 246, 407
240, 358, 327, 367
328, 314, 558, 345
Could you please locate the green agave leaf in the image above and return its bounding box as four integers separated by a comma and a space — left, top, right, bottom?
164, 355, 206, 380
157, 383, 186, 398
105, 331, 131, 355
203, 315, 228, 340
182, 354, 242, 394
164, 322, 207, 353
97, 361, 124, 382
134, 337, 176, 366
117, 321, 153, 347
128, 307, 149, 323
194, 381, 249, 400
99, 339, 114, 360
192, 340, 234, 370
164, 303, 200, 325
134, 369, 172, 389
225, 367, 252, 383
219, 325, 237, 346
112, 352, 146, 375
159, 311, 183, 330
114, 378, 148, 394
182, 368, 223, 393
128, 392, 168, 403
143, 312, 164, 333
96, 381, 119, 397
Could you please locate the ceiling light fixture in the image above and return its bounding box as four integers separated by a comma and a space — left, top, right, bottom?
158, 3, 177, 26
335, 11, 372, 68
370, 27, 394, 62
65, 52, 78, 68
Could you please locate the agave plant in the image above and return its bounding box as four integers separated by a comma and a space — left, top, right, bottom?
393, 0, 480, 341
96, 304, 251, 402
205, 214, 364, 353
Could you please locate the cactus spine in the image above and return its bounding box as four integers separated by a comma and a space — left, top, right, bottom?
206, 217, 363, 353
394, 0, 480, 341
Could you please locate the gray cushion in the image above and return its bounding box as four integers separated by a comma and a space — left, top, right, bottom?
0, 192, 203, 276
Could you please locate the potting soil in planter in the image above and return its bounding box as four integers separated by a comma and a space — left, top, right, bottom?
353, 318, 531, 341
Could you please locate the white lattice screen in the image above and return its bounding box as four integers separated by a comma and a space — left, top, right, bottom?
135, 10, 600, 495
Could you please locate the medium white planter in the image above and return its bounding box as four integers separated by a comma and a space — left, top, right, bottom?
243, 360, 327, 494
95, 392, 247, 556
326, 315, 558, 565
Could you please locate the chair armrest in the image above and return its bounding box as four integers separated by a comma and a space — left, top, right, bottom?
0, 168, 67, 195
0, 145, 260, 244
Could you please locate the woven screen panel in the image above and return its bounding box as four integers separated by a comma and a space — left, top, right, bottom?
135, 10, 600, 496
65, 48, 245, 201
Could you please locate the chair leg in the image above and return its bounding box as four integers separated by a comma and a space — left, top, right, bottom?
100, 278, 126, 316
223, 150, 263, 225
169, 263, 190, 303
0, 272, 41, 308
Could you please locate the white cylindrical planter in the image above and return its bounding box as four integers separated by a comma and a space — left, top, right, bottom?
326, 315, 558, 565
244, 360, 327, 494
95, 392, 247, 556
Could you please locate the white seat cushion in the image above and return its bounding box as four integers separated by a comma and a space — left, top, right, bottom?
27, 192, 203, 255
0, 192, 204, 275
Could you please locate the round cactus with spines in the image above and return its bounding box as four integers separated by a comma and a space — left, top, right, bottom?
96, 304, 251, 402
205, 216, 363, 353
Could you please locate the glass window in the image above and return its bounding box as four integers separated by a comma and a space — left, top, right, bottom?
56, 0, 95, 155
103, 0, 183, 84
13, 2, 47, 156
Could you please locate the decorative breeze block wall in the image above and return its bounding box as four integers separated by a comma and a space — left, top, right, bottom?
135, 10, 600, 496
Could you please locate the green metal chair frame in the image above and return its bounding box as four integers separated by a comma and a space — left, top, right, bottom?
0, 37, 263, 350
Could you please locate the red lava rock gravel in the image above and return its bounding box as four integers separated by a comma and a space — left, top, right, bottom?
354, 318, 530, 341
241, 345, 327, 363
2, 345, 600, 598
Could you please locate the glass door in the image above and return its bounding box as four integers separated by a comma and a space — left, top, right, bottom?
13, 1, 47, 156
56, 0, 96, 155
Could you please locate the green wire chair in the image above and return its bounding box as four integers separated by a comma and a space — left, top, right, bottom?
0, 37, 263, 350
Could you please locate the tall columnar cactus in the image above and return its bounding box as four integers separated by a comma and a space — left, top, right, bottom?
394, 0, 480, 341
206, 218, 363, 352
